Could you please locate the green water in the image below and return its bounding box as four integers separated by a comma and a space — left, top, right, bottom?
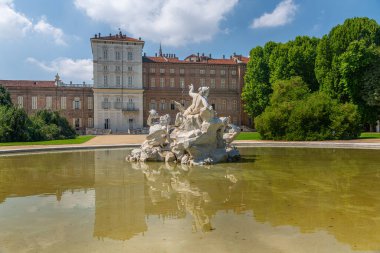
0, 148, 379, 253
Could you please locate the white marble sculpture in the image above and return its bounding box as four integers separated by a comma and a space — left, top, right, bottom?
126, 84, 241, 165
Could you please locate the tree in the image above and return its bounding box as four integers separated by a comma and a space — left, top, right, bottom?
30, 110, 76, 140
0, 106, 30, 142
0, 85, 12, 107
315, 17, 380, 103
243, 37, 319, 120
242, 44, 274, 118
255, 78, 361, 141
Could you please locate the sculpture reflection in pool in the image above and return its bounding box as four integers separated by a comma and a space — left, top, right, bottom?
127, 84, 241, 165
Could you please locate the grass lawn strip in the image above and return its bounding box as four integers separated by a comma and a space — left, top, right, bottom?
0, 136, 95, 146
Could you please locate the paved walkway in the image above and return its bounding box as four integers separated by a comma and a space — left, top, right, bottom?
1, 135, 380, 154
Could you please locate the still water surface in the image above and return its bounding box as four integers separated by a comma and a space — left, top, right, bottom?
0, 148, 380, 253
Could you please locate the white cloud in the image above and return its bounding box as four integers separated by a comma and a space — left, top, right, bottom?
74, 0, 238, 46
27, 57, 93, 83
0, 0, 32, 38
33, 17, 66, 46
0, 0, 66, 45
251, 0, 298, 29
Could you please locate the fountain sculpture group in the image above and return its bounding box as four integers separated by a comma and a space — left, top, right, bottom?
126, 84, 241, 165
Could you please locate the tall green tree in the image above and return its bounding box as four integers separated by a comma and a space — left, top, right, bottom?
243, 36, 319, 120
0, 85, 12, 107
315, 17, 380, 103
242, 43, 275, 118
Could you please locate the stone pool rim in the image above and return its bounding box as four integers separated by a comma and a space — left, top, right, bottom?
1, 141, 380, 155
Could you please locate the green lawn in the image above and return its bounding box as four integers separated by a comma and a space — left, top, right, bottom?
0, 135, 95, 146
235, 132, 261, 140
236, 132, 380, 141
358, 132, 380, 139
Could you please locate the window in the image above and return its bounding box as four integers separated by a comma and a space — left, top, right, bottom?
61, 97, 66, 110
32, 96, 37, 110
74, 118, 81, 129
103, 65, 108, 72
115, 51, 121, 60
103, 48, 108, 59
17, 96, 23, 108
160, 68, 165, 74
210, 79, 215, 88
116, 76, 121, 87
116, 66, 121, 72
200, 78, 205, 86
170, 78, 175, 87
231, 79, 236, 89
221, 79, 226, 89
160, 78, 164, 87
88, 97, 93, 110
222, 100, 227, 111
104, 75, 108, 87
128, 118, 134, 129
151, 78, 156, 87
232, 100, 237, 111
199, 69, 205, 75
73, 97, 81, 110
160, 100, 166, 110
88, 118, 94, 128
180, 99, 185, 106
231, 70, 237, 75
104, 118, 110, 129
220, 69, 226, 75
170, 68, 175, 74
128, 76, 133, 87
180, 78, 185, 88
179, 68, 185, 74
150, 68, 156, 73
128, 66, 133, 71
127, 52, 133, 61
150, 100, 156, 110
46, 96, 52, 109
170, 101, 175, 110
210, 69, 215, 75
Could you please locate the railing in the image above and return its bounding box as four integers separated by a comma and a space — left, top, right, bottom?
114, 102, 139, 111
101, 102, 112, 109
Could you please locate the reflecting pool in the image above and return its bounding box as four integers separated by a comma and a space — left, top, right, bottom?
0, 148, 380, 253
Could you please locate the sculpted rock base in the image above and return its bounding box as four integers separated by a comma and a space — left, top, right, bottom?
126, 84, 240, 165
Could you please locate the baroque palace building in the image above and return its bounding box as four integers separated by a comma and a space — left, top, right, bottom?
0, 32, 253, 133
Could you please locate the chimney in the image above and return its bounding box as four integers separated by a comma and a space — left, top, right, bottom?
223, 54, 225, 59
109, 33, 112, 36
98, 33, 101, 37
209, 53, 211, 58
139, 37, 141, 40
94, 34, 97, 38
155, 53, 157, 57
233, 52, 236, 56
197, 52, 199, 57
202, 53, 204, 56
70, 81, 72, 85
144, 52, 146, 57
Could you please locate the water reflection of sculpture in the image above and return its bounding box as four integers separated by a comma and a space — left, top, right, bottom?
131, 162, 235, 232
127, 84, 241, 165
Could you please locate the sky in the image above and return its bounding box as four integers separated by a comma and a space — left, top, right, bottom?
0, 0, 379, 84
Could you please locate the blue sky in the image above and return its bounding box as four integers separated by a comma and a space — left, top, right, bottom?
0, 0, 379, 84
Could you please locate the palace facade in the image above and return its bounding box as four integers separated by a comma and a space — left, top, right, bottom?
0, 32, 253, 133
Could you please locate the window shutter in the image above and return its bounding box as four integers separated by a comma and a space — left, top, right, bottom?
72, 100, 75, 109
79, 101, 81, 109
